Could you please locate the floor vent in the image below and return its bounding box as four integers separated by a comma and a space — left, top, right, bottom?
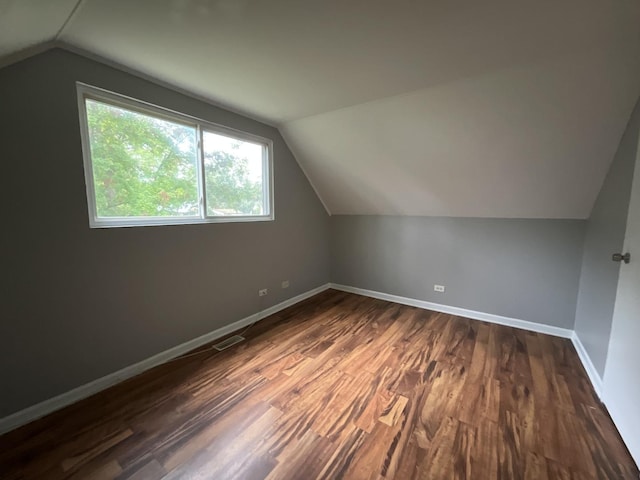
213, 335, 245, 351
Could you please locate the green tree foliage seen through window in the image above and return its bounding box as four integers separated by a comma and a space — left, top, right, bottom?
87, 100, 199, 217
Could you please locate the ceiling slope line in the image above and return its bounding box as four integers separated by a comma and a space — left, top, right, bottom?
54, 0, 85, 41
583, 95, 640, 220
278, 45, 621, 128
278, 133, 332, 216
278, 68, 510, 127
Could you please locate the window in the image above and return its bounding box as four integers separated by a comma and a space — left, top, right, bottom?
77, 83, 273, 228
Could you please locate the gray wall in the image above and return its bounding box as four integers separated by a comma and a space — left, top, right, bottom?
574, 100, 640, 377
331, 216, 585, 328
0, 49, 329, 418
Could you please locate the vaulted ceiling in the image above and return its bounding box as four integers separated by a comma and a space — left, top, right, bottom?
2, 0, 640, 217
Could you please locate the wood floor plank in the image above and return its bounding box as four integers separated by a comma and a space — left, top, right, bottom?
313, 371, 377, 443
343, 421, 402, 480
264, 429, 334, 480
354, 380, 396, 433
118, 459, 166, 480
456, 375, 500, 426
414, 416, 464, 479
69, 459, 123, 480
162, 404, 281, 480
0, 290, 636, 479
378, 394, 408, 427
414, 362, 467, 447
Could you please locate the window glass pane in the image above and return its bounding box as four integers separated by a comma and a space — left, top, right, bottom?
85, 99, 199, 218
203, 130, 265, 216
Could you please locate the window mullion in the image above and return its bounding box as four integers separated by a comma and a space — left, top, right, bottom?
263, 145, 269, 216
196, 124, 206, 219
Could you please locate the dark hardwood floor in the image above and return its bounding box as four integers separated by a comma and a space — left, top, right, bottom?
0, 289, 637, 479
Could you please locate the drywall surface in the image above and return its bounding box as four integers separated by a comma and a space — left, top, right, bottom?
0, 49, 329, 417
574, 99, 640, 377
330, 216, 585, 328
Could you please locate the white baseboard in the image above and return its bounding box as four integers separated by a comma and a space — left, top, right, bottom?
330, 283, 573, 339
0, 283, 331, 435
571, 331, 604, 398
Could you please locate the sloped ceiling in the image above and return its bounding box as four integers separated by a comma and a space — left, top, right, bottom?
0, 0, 79, 64
1, 0, 640, 218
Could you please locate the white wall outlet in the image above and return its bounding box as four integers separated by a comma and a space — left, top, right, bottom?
258, 288, 268, 297
434, 285, 446, 293
281, 280, 290, 288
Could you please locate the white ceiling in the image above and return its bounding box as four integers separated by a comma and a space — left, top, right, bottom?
0, 0, 78, 64
2, 0, 640, 218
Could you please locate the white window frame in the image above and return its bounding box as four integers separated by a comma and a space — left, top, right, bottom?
76, 82, 274, 228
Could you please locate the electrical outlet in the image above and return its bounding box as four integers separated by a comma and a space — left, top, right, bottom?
282, 280, 290, 289
258, 288, 268, 297
434, 285, 445, 293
